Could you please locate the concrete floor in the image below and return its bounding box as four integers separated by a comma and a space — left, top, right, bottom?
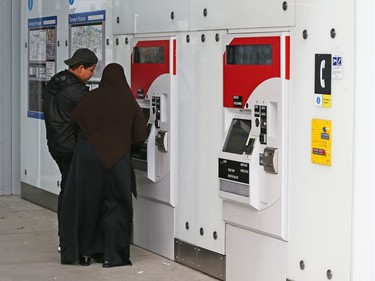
0, 195, 217, 281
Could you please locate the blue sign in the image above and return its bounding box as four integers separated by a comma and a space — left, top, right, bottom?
69, 0, 74, 5
28, 0, 33, 11
28, 111, 44, 120
316, 96, 321, 105
69, 10, 106, 24
332, 55, 342, 66
28, 16, 57, 28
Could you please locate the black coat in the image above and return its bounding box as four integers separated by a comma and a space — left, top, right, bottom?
42, 70, 88, 156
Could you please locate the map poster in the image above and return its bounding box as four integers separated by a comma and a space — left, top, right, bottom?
28, 16, 57, 119
69, 10, 105, 79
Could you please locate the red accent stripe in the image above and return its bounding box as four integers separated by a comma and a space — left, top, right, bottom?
173, 39, 176, 75
285, 36, 290, 80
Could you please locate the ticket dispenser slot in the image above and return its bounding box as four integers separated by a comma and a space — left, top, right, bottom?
219, 33, 289, 241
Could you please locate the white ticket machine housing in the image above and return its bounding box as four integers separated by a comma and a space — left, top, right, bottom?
219, 33, 289, 240
130, 37, 177, 259
131, 38, 176, 185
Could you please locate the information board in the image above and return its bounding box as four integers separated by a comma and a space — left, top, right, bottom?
69, 10, 105, 79
27, 16, 57, 119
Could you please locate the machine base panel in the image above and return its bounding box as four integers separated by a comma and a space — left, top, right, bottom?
174, 238, 226, 280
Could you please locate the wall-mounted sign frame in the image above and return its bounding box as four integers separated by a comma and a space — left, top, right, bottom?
27, 16, 57, 119
68, 10, 106, 80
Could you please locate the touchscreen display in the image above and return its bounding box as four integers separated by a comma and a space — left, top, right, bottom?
222, 119, 251, 154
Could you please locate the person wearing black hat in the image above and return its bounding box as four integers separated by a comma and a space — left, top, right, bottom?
42, 48, 98, 250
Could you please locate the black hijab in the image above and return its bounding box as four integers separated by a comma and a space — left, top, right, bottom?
71, 63, 147, 169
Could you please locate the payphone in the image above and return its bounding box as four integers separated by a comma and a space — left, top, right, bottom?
219, 33, 290, 280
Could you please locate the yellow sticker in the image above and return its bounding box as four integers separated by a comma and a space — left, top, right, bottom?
311, 119, 331, 166
322, 94, 331, 108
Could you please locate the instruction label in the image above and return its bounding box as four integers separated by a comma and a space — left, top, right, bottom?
332, 54, 343, 79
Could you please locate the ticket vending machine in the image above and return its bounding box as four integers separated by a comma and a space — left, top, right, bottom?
219, 33, 290, 280
130, 38, 177, 259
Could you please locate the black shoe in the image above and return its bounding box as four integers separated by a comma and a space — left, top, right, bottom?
91, 253, 104, 263
103, 259, 132, 268
79, 255, 91, 266
103, 260, 110, 268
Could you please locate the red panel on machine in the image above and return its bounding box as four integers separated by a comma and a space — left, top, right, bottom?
131, 40, 170, 99
285, 35, 290, 80
223, 36, 281, 108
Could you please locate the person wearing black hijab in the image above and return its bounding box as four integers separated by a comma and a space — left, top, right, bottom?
59, 63, 148, 267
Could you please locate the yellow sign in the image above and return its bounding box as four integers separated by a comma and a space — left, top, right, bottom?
311, 119, 331, 166
322, 94, 331, 108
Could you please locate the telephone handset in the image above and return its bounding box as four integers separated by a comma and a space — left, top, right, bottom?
320, 60, 326, 88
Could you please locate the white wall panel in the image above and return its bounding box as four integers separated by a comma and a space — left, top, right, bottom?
113, 35, 133, 78
189, 0, 295, 31
175, 32, 198, 244
134, 0, 188, 33
226, 225, 286, 281
113, 0, 135, 35
20, 0, 60, 193
195, 31, 226, 254
20, 0, 43, 190
287, 0, 355, 280
352, 0, 375, 280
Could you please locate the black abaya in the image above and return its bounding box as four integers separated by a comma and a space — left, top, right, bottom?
60, 133, 133, 266
60, 63, 147, 267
